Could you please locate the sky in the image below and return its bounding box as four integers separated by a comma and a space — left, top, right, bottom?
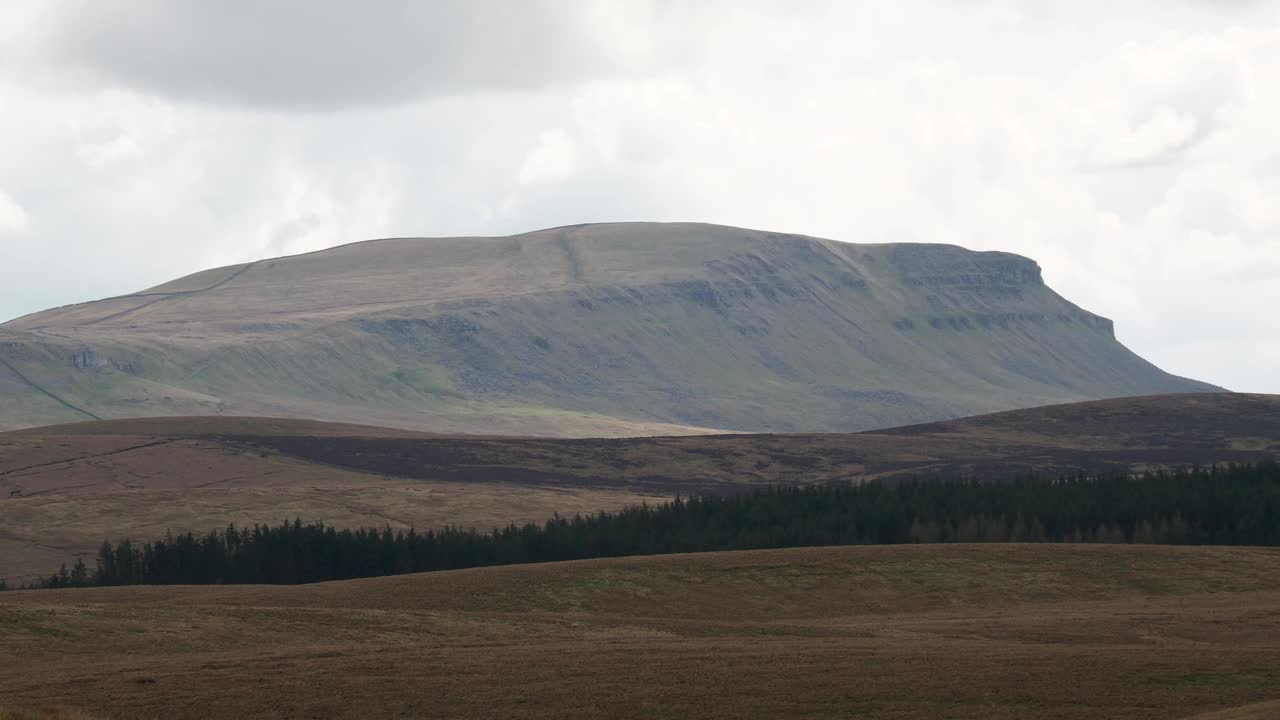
0, 1, 1277, 393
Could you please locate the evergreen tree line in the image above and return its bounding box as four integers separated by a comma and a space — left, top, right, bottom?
14, 461, 1280, 589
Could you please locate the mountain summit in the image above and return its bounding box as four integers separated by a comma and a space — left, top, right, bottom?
0, 222, 1217, 434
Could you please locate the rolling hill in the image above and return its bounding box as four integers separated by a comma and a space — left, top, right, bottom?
0, 222, 1217, 434
2, 392, 1276, 582
5, 544, 1280, 719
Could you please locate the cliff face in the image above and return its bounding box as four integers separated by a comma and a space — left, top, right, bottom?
0, 223, 1218, 435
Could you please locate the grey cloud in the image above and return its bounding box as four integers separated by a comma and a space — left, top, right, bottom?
20, 0, 1260, 112
22, 1, 654, 110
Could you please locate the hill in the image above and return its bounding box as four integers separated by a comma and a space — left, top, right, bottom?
4, 544, 1280, 719
2, 393, 1276, 582
0, 222, 1217, 434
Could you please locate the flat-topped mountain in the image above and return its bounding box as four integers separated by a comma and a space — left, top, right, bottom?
0, 222, 1217, 434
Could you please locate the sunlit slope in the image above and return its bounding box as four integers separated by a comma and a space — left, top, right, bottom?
0, 223, 1217, 434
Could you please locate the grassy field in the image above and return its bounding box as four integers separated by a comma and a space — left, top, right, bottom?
1184, 701, 1280, 719
3, 544, 1280, 719
0, 709, 98, 720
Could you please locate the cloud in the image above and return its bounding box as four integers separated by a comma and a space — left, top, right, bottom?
0, 1, 1277, 394
7, 0, 694, 110
517, 129, 584, 185
0, 189, 31, 235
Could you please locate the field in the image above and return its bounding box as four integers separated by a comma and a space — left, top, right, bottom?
3, 393, 1278, 583
4, 544, 1280, 719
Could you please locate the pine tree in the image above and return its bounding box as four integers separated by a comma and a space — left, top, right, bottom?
70, 558, 89, 587
1133, 521, 1157, 545
1098, 524, 1128, 544
955, 515, 982, 543
49, 461, 1280, 587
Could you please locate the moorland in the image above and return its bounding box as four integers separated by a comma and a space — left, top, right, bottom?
5, 544, 1280, 719
3, 392, 1277, 583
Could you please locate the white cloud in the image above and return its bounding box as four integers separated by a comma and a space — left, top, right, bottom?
1086, 107, 1200, 167
0, 189, 31, 235
517, 129, 584, 185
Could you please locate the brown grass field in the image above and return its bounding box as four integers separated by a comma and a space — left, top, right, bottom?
4, 544, 1280, 719
0, 709, 98, 720
3, 393, 1278, 583
1184, 701, 1280, 719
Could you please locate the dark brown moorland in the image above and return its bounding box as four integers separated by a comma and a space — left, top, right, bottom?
4, 544, 1280, 719
2, 392, 1278, 582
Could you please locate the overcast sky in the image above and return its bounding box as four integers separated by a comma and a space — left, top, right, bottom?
1, 1, 1277, 392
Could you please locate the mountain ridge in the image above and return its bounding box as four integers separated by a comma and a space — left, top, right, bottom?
0, 222, 1218, 434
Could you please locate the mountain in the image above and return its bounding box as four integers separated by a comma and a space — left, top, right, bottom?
3, 393, 1275, 581
0, 222, 1218, 434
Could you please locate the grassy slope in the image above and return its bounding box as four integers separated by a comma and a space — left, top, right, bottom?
3, 544, 1280, 719
2, 392, 1277, 583
0, 223, 1216, 435
0, 426, 653, 583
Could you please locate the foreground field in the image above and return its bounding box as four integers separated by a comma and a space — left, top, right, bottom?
0, 709, 97, 720
4, 544, 1280, 719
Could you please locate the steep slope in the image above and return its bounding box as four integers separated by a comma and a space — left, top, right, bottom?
0, 222, 1217, 434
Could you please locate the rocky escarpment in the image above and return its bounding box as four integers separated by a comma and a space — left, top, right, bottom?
0, 223, 1218, 434
881, 244, 1114, 336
